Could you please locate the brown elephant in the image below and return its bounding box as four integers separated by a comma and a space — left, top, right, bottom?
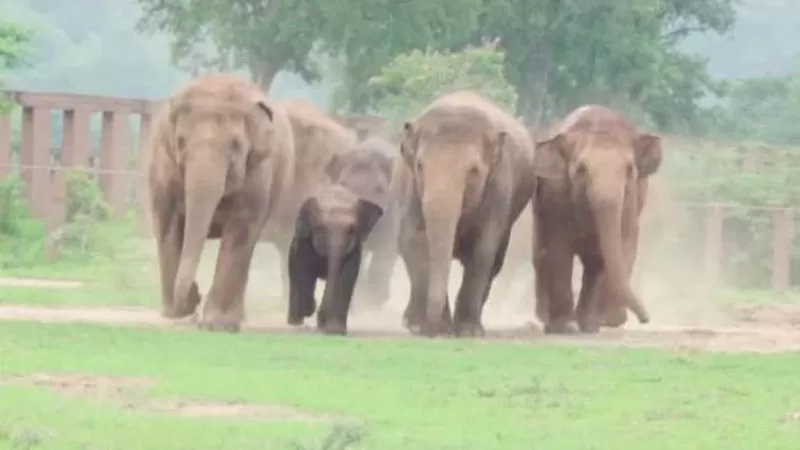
398, 91, 537, 338
286, 145, 392, 334
532, 105, 662, 334
146, 73, 294, 332
260, 99, 357, 299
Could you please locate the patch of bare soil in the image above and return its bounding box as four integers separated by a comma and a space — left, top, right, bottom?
0, 372, 330, 422
0, 277, 83, 289
2, 302, 800, 354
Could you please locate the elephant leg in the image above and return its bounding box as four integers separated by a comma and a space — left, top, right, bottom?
359, 245, 397, 310
452, 230, 506, 338
287, 237, 319, 326
153, 205, 200, 319
535, 238, 577, 335
274, 240, 292, 303
199, 217, 264, 333
575, 253, 603, 333
602, 228, 641, 327
400, 234, 451, 335
317, 250, 361, 335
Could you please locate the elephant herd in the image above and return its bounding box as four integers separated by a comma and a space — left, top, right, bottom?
145, 73, 663, 339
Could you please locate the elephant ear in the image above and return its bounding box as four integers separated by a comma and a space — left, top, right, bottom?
325, 153, 344, 181
399, 121, 418, 168
355, 199, 384, 241
483, 129, 507, 182
633, 133, 662, 178
245, 99, 277, 171
295, 196, 319, 239
533, 133, 570, 181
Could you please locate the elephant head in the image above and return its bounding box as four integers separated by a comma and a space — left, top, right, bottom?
168, 94, 276, 317
400, 111, 506, 329
533, 108, 662, 326
296, 186, 384, 293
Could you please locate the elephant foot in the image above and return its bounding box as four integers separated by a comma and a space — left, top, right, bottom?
602, 307, 629, 328
288, 299, 317, 326
316, 310, 348, 336
576, 316, 600, 334
453, 319, 485, 338
199, 303, 243, 333
162, 282, 202, 319
544, 319, 580, 335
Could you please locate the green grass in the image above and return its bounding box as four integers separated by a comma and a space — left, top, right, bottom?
0, 322, 799, 449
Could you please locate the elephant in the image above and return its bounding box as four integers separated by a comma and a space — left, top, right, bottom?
259, 99, 357, 301
532, 104, 662, 334
286, 150, 389, 334
146, 73, 295, 332
398, 91, 537, 338
337, 137, 409, 312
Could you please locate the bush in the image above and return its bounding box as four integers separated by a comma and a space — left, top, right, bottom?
0, 175, 48, 268
368, 43, 518, 130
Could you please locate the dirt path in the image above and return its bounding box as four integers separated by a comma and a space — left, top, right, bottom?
1, 303, 799, 354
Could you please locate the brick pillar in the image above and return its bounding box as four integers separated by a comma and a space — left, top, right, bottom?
100, 110, 130, 218
20, 106, 52, 224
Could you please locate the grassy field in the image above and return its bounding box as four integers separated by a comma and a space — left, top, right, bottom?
0, 321, 799, 449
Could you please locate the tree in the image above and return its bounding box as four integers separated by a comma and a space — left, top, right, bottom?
320, 0, 483, 113
135, 0, 328, 91
368, 42, 517, 128
466, 0, 739, 131
0, 21, 31, 111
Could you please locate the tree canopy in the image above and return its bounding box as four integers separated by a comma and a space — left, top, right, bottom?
136, 0, 741, 133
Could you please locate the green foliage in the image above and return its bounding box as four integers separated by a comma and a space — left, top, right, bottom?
0, 170, 133, 269
0, 176, 48, 268
135, 0, 328, 89
467, 0, 737, 128
369, 44, 518, 127
713, 75, 800, 145
53, 170, 116, 261
0, 21, 31, 112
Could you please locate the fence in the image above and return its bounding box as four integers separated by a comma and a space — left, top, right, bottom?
0, 91, 796, 291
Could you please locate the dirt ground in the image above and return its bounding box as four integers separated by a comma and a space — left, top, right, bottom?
2, 259, 800, 354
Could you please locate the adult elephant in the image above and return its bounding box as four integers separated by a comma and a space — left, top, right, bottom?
532, 105, 662, 334
398, 91, 537, 338
345, 136, 409, 312
260, 99, 357, 300
146, 73, 294, 332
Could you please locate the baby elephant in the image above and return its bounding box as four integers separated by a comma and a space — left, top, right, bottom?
287, 149, 391, 334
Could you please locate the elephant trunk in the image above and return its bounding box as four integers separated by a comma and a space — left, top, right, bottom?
590, 186, 650, 325
421, 178, 464, 332
322, 237, 345, 308
172, 153, 227, 317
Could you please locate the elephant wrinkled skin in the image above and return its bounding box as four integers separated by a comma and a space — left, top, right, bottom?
532, 105, 662, 334
287, 151, 387, 335
146, 73, 294, 332
398, 91, 537, 338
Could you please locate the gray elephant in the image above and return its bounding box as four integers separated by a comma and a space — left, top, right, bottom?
398, 91, 537, 338
286, 146, 392, 335
532, 105, 662, 334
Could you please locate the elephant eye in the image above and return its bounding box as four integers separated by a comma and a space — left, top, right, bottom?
468, 165, 481, 179
415, 160, 423, 174
625, 163, 634, 178
575, 163, 587, 177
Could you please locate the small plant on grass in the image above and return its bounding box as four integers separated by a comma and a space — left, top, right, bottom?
289, 422, 367, 450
